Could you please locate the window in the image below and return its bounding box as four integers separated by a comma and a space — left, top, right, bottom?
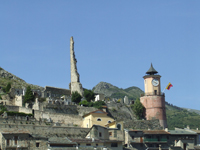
111, 143, 118, 147
96, 144, 98, 146
117, 124, 121, 130
97, 118, 101, 121
14, 136, 18, 145
86, 144, 91, 146
7, 139, 10, 146
108, 120, 111, 123
109, 132, 112, 137
36, 143, 40, 147
132, 136, 134, 139
154, 90, 157, 95
99, 132, 102, 137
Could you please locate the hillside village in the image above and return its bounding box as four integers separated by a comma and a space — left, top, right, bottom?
0, 37, 200, 150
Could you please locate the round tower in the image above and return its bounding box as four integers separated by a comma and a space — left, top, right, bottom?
140, 64, 167, 129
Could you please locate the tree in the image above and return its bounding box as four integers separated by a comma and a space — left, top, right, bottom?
2, 82, 11, 93
84, 89, 95, 102
23, 86, 35, 105
132, 98, 145, 120
71, 91, 82, 104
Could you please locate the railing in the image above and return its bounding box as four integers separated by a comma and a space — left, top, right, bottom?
143, 138, 167, 143
130, 139, 143, 143
141, 92, 165, 97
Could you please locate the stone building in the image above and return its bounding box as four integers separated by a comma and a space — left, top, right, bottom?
42, 86, 71, 99
140, 64, 167, 129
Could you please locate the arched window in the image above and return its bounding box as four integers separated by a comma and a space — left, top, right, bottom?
117, 124, 121, 130
108, 120, 112, 124
97, 118, 101, 121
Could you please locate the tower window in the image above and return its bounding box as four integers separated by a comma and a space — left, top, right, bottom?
154, 90, 157, 95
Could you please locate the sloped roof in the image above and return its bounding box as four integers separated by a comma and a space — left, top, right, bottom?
169, 130, 197, 135
0, 129, 30, 134
146, 63, 158, 75
143, 130, 170, 135
48, 137, 76, 144
83, 109, 108, 117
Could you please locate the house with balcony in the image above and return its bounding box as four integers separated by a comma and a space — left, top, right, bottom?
168, 128, 197, 150
124, 129, 170, 150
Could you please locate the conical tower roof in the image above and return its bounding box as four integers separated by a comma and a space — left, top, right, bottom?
146, 63, 158, 75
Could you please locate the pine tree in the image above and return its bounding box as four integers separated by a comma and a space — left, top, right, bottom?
133, 98, 145, 120
84, 89, 95, 102
23, 86, 34, 105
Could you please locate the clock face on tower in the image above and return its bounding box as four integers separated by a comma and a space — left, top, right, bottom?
152, 78, 159, 86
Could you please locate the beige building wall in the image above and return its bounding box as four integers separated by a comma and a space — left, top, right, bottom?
14, 95, 23, 107
82, 113, 114, 128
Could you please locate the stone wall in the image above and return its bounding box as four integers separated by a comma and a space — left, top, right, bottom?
34, 110, 83, 126
124, 119, 162, 130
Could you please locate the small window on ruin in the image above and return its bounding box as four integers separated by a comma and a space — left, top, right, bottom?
14, 136, 18, 145
99, 132, 102, 137
7, 139, 10, 146
36, 143, 40, 147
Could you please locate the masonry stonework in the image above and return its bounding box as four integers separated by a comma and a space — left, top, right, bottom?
70, 37, 84, 96
140, 64, 167, 129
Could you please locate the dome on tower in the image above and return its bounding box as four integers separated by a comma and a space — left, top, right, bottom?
146, 63, 158, 75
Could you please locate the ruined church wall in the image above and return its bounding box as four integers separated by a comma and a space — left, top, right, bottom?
19, 107, 32, 114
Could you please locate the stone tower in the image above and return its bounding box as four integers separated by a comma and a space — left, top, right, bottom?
140, 64, 167, 128
70, 37, 84, 96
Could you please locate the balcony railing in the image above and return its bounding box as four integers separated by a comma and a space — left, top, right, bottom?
141, 92, 165, 97
143, 138, 167, 143
130, 139, 143, 143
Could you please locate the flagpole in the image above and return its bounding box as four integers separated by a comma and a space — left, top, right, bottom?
162, 88, 166, 93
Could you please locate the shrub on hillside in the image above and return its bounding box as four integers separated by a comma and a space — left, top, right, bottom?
71, 91, 82, 104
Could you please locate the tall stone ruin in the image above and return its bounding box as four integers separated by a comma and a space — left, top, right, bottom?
69, 37, 84, 96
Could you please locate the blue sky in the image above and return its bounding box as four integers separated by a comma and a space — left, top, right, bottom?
0, 1, 200, 110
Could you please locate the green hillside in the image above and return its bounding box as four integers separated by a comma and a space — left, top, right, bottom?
92, 82, 143, 100
165, 102, 200, 130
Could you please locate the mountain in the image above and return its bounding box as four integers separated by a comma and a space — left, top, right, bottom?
0, 67, 43, 90
92, 82, 143, 100
93, 82, 200, 130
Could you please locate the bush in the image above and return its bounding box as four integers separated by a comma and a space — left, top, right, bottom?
79, 100, 89, 106
6, 111, 33, 117
0, 95, 2, 100
0, 105, 7, 112
71, 91, 82, 104
79, 100, 105, 109
93, 101, 105, 109
84, 89, 95, 102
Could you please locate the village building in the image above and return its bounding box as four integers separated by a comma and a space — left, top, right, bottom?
82, 109, 115, 128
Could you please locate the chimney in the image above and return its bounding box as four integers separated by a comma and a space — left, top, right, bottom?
165, 128, 168, 132
187, 125, 190, 129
